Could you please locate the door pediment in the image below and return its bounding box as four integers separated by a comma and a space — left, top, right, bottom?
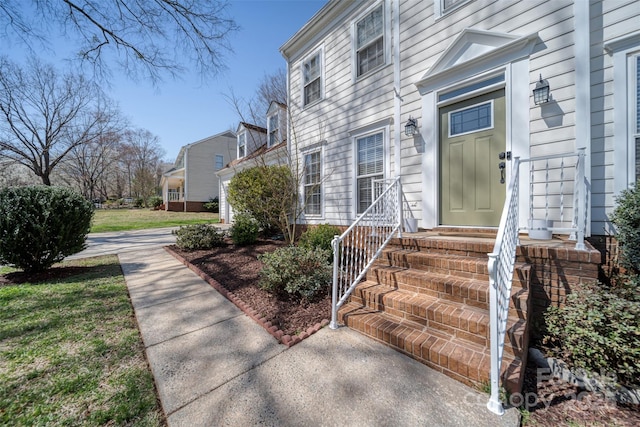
416, 29, 538, 93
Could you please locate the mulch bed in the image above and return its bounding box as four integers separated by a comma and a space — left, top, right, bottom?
165, 239, 331, 347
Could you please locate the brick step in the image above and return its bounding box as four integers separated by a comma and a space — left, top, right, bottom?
350, 281, 528, 358
338, 301, 524, 394
376, 249, 531, 281
387, 235, 496, 258
366, 264, 530, 310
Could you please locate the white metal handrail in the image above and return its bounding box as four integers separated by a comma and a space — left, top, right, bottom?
523, 147, 586, 250
487, 156, 521, 415
329, 177, 403, 329
487, 149, 588, 415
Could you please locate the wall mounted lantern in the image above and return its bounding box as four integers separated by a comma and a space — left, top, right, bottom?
533, 74, 550, 105
404, 116, 418, 136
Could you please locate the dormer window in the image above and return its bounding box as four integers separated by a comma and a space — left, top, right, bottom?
303, 51, 322, 106
355, 4, 385, 77
238, 132, 246, 158
268, 113, 279, 147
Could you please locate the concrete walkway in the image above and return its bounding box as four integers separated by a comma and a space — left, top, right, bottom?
117, 243, 520, 426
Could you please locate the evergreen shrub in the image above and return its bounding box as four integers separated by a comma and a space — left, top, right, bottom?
0, 185, 94, 272
173, 224, 225, 250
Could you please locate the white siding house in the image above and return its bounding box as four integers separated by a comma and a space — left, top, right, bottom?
280, 0, 640, 237
161, 130, 236, 212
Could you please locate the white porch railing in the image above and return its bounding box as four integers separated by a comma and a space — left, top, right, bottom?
329, 177, 403, 330
167, 191, 182, 202
486, 148, 587, 415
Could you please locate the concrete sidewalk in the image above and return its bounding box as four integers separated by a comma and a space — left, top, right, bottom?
119, 247, 519, 427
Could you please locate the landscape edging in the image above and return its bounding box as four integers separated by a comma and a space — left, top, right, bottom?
164, 245, 329, 347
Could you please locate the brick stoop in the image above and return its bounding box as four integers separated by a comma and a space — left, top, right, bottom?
337, 233, 531, 395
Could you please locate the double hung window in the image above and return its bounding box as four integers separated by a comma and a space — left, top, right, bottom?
303, 52, 321, 106
304, 151, 322, 215
268, 113, 279, 147
238, 133, 246, 158
355, 5, 384, 77
356, 132, 384, 213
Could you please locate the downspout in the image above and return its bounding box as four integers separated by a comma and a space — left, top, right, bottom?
392, 0, 403, 235
183, 145, 189, 212
574, 0, 591, 237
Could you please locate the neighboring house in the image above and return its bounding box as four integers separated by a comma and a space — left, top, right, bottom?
281, 0, 639, 236
161, 130, 236, 212
279, 0, 639, 413
217, 102, 288, 223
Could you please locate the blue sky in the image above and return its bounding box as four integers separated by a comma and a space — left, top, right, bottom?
5, 0, 327, 162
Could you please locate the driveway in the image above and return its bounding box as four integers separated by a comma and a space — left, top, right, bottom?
67, 227, 179, 260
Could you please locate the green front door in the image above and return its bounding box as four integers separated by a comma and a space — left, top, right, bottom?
439, 89, 506, 227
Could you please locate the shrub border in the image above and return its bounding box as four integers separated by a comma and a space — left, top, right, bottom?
164, 246, 330, 347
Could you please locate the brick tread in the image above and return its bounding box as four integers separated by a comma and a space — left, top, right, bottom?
351, 280, 528, 357
338, 301, 523, 392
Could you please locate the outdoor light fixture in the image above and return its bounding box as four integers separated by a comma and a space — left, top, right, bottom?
404, 116, 418, 136
533, 74, 550, 105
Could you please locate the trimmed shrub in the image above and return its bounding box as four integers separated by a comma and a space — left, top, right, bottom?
148, 195, 163, 209
227, 165, 296, 237
203, 197, 219, 213
258, 246, 332, 302
544, 281, 640, 386
172, 224, 225, 250
611, 181, 640, 274
298, 224, 341, 255
0, 185, 94, 273
230, 213, 259, 246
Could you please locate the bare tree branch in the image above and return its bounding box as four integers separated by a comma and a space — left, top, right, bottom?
1, 0, 239, 84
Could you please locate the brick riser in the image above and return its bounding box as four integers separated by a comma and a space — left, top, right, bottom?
338, 236, 531, 395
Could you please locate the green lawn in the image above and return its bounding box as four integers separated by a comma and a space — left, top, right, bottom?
0, 256, 165, 426
92, 209, 219, 233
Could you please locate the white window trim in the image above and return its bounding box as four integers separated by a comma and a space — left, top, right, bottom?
605, 31, 640, 193
447, 99, 495, 138
301, 47, 324, 108
351, 1, 390, 81
302, 147, 324, 218
434, 0, 471, 20
237, 132, 246, 159
351, 124, 390, 218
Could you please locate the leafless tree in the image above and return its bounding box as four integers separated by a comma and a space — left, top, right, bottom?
58, 130, 123, 200
0, 0, 238, 83
120, 128, 165, 205
0, 57, 122, 186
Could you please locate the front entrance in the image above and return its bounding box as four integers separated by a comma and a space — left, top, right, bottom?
439, 89, 506, 227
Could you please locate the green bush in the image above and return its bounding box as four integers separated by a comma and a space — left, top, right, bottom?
227, 165, 296, 238
544, 281, 640, 386
298, 224, 341, 255
203, 197, 219, 213
172, 224, 225, 250
611, 181, 640, 274
0, 185, 94, 273
230, 213, 259, 246
148, 195, 163, 209
133, 197, 145, 208
258, 246, 332, 302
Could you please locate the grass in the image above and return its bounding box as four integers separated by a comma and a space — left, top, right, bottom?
91, 209, 219, 233
0, 256, 165, 426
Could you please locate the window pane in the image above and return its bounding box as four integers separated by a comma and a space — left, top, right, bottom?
358, 37, 384, 76
357, 175, 383, 213
443, 0, 467, 11
304, 78, 321, 105
449, 102, 492, 135
304, 54, 320, 84
304, 151, 322, 215
357, 133, 383, 176
357, 6, 383, 48
215, 155, 223, 170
